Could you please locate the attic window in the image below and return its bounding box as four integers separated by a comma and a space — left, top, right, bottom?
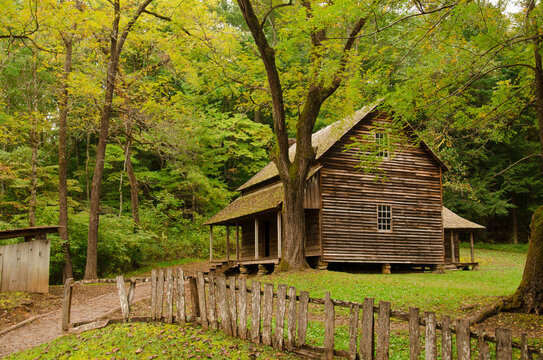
375, 132, 388, 158
377, 205, 392, 231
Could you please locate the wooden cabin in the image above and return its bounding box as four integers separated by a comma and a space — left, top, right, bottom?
204, 103, 481, 273
442, 206, 485, 269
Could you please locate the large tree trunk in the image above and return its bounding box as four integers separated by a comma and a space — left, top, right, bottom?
124, 139, 140, 226
59, 34, 74, 280
528, 1, 543, 175
29, 128, 38, 227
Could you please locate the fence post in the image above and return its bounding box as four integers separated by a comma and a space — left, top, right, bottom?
116, 275, 130, 321
165, 269, 174, 324
521, 333, 530, 360
456, 319, 471, 360
348, 304, 360, 360
238, 279, 248, 339
61, 277, 73, 331
424, 312, 437, 360
262, 283, 274, 346
228, 276, 238, 337
297, 291, 309, 347
156, 269, 164, 320
477, 328, 490, 360
151, 269, 157, 320
408, 307, 420, 360
177, 268, 185, 324
275, 284, 287, 349
208, 274, 218, 330
287, 286, 297, 349
196, 272, 208, 330
441, 315, 452, 360
496, 328, 512, 360
251, 281, 261, 344
324, 292, 335, 360
376, 301, 390, 360
217, 276, 232, 335
360, 297, 375, 360
127, 281, 136, 309
189, 276, 199, 322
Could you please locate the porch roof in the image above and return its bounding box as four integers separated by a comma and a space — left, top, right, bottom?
442, 206, 485, 230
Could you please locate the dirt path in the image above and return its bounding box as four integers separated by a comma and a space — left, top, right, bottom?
0, 282, 151, 358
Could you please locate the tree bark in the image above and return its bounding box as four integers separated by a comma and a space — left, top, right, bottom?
29, 60, 39, 227
84, 0, 153, 279
124, 138, 140, 226
59, 33, 74, 280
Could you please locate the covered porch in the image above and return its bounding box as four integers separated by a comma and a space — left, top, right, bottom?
442, 206, 485, 270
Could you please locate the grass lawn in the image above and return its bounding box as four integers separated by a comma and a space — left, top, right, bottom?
6, 323, 302, 360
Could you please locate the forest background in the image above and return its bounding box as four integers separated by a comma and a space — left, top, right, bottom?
1, 0, 542, 283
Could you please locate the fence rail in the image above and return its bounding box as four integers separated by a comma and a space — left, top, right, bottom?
62, 269, 543, 359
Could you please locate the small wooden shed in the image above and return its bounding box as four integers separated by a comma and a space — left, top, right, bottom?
442, 206, 485, 268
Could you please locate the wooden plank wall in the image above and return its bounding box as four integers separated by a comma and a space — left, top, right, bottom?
0, 239, 50, 293
305, 210, 321, 256
320, 112, 444, 264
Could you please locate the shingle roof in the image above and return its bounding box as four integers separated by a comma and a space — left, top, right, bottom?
237, 102, 381, 191
442, 206, 485, 230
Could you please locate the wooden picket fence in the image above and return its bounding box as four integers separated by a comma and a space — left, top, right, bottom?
62, 269, 543, 360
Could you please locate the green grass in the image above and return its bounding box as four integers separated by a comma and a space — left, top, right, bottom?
6, 323, 302, 360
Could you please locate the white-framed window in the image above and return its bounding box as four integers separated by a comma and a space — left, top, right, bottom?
377, 204, 392, 231
375, 132, 389, 158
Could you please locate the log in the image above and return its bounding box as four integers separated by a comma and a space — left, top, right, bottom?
151, 269, 157, 320
297, 291, 309, 347
441, 315, 452, 360
156, 269, 164, 320
165, 269, 174, 324
61, 277, 73, 331
208, 274, 218, 330
177, 268, 186, 324
217, 276, 232, 335
228, 276, 238, 336
275, 284, 287, 349
360, 298, 375, 360
324, 292, 335, 360
408, 307, 420, 360
196, 272, 208, 330
287, 286, 297, 349
116, 275, 130, 321
376, 301, 390, 360
262, 283, 274, 346
456, 319, 471, 360
348, 304, 360, 360
424, 312, 436, 360
239, 279, 248, 339
496, 328, 512, 360
251, 281, 261, 344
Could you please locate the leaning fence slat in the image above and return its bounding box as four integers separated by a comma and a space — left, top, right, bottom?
116, 275, 130, 321
287, 286, 297, 349
165, 269, 174, 324
324, 292, 335, 360
275, 284, 287, 349
127, 281, 136, 308
176, 268, 185, 324
156, 269, 164, 320
441, 315, 452, 360
376, 301, 390, 360
360, 297, 375, 360
408, 307, 420, 360
238, 279, 248, 340
496, 328, 512, 360
196, 272, 208, 330
348, 304, 360, 360
208, 274, 218, 330
217, 276, 232, 336
477, 330, 490, 360
251, 281, 261, 344
456, 319, 471, 360
61, 277, 73, 331
521, 333, 530, 360
297, 291, 309, 347
424, 312, 437, 360
189, 276, 199, 322
228, 276, 238, 337
262, 283, 274, 346
151, 269, 157, 320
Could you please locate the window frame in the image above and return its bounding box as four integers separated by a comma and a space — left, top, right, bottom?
374, 132, 389, 158
376, 204, 392, 232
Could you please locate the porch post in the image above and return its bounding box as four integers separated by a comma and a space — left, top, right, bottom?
209, 225, 213, 262
254, 218, 259, 259
450, 230, 455, 263
470, 232, 475, 263
236, 223, 240, 261
277, 211, 282, 259
226, 225, 230, 262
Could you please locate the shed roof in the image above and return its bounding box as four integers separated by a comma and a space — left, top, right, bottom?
442, 207, 485, 230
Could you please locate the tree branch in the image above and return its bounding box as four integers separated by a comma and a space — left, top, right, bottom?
493, 154, 543, 178
260, 0, 293, 29
142, 9, 172, 22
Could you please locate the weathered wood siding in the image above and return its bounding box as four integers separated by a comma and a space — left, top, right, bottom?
240, 213, 279, 260
0, 239, 50, 293
320, 112, 444, 264
305, 210, 321, 256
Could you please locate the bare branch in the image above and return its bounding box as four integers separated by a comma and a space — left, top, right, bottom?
493, 154, 542, 177
143, 9, 172, 22
260, 0, 293, 29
